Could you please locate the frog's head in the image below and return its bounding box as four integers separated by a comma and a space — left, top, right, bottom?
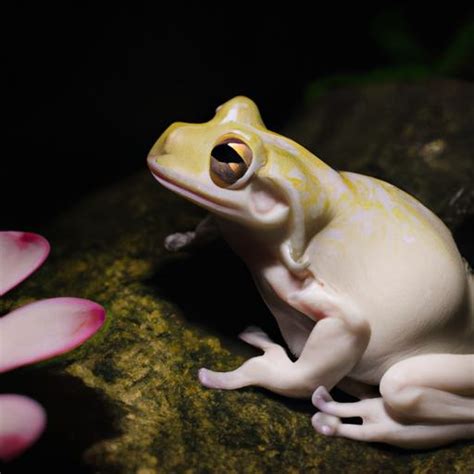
147, 97, 345, 268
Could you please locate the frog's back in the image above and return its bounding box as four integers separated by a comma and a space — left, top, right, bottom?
340, 171, 455, 245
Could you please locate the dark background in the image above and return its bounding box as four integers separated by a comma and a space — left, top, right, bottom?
4, 3, 474, 230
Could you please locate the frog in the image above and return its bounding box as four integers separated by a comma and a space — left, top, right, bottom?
147, 96, 474, 449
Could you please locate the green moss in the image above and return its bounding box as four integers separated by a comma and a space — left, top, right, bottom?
92, 359, 124, 384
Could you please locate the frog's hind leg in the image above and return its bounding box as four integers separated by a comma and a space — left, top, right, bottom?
378, 353, 474, 424
312, 354, 474, 448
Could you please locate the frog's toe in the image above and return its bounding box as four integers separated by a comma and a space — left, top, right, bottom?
198, 367, 248, 390
312, 412, 339, 436
238, 326, 276, 350
312, 411, 374, 442
312, 386, 332, 407
313, 387, 369, 419
198, 367, 223, 388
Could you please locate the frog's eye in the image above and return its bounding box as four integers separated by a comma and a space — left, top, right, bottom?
210, 139, 253, 187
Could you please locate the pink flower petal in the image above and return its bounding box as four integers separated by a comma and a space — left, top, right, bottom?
0, 394, 46, 461
0, 231, 50, 296
0, 297, 105, 373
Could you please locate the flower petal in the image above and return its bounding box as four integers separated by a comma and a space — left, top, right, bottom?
0, 297, 105, 373
0, 394, 46, 461
0, 231, 50, 296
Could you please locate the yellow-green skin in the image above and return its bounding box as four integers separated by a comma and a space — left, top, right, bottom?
148, 97, 474, 449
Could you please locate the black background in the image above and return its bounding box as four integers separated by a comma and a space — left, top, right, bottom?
4, 3, 474, 230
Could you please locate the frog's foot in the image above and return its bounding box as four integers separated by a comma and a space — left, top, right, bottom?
311, 386, 474, 449
199, 326, 311, 397
198, 326, 289, 391
164, 215, 218, 251
164, 231, 197, 251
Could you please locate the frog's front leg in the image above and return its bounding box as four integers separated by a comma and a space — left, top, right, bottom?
164, 214, 218, 251
198, 298, 370, 398
199, 326, 300, 396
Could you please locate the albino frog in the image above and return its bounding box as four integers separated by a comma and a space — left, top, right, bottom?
147, 97, 474, 449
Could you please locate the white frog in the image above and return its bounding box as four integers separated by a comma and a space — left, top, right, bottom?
147, 97, 474, 448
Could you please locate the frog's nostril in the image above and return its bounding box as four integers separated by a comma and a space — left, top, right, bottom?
146, 152, 159, 167
210, 139, 252, 187
147, 143, 163, 163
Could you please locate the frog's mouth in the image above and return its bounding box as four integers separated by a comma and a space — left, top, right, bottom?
147, 157, 241, 217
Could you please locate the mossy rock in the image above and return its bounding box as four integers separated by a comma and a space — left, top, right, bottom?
2, 80, 473, 473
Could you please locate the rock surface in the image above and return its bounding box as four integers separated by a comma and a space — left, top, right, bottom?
2, 80, 473, 473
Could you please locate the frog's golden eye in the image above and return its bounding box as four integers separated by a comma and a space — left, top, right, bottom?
210, 139, 252, 187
